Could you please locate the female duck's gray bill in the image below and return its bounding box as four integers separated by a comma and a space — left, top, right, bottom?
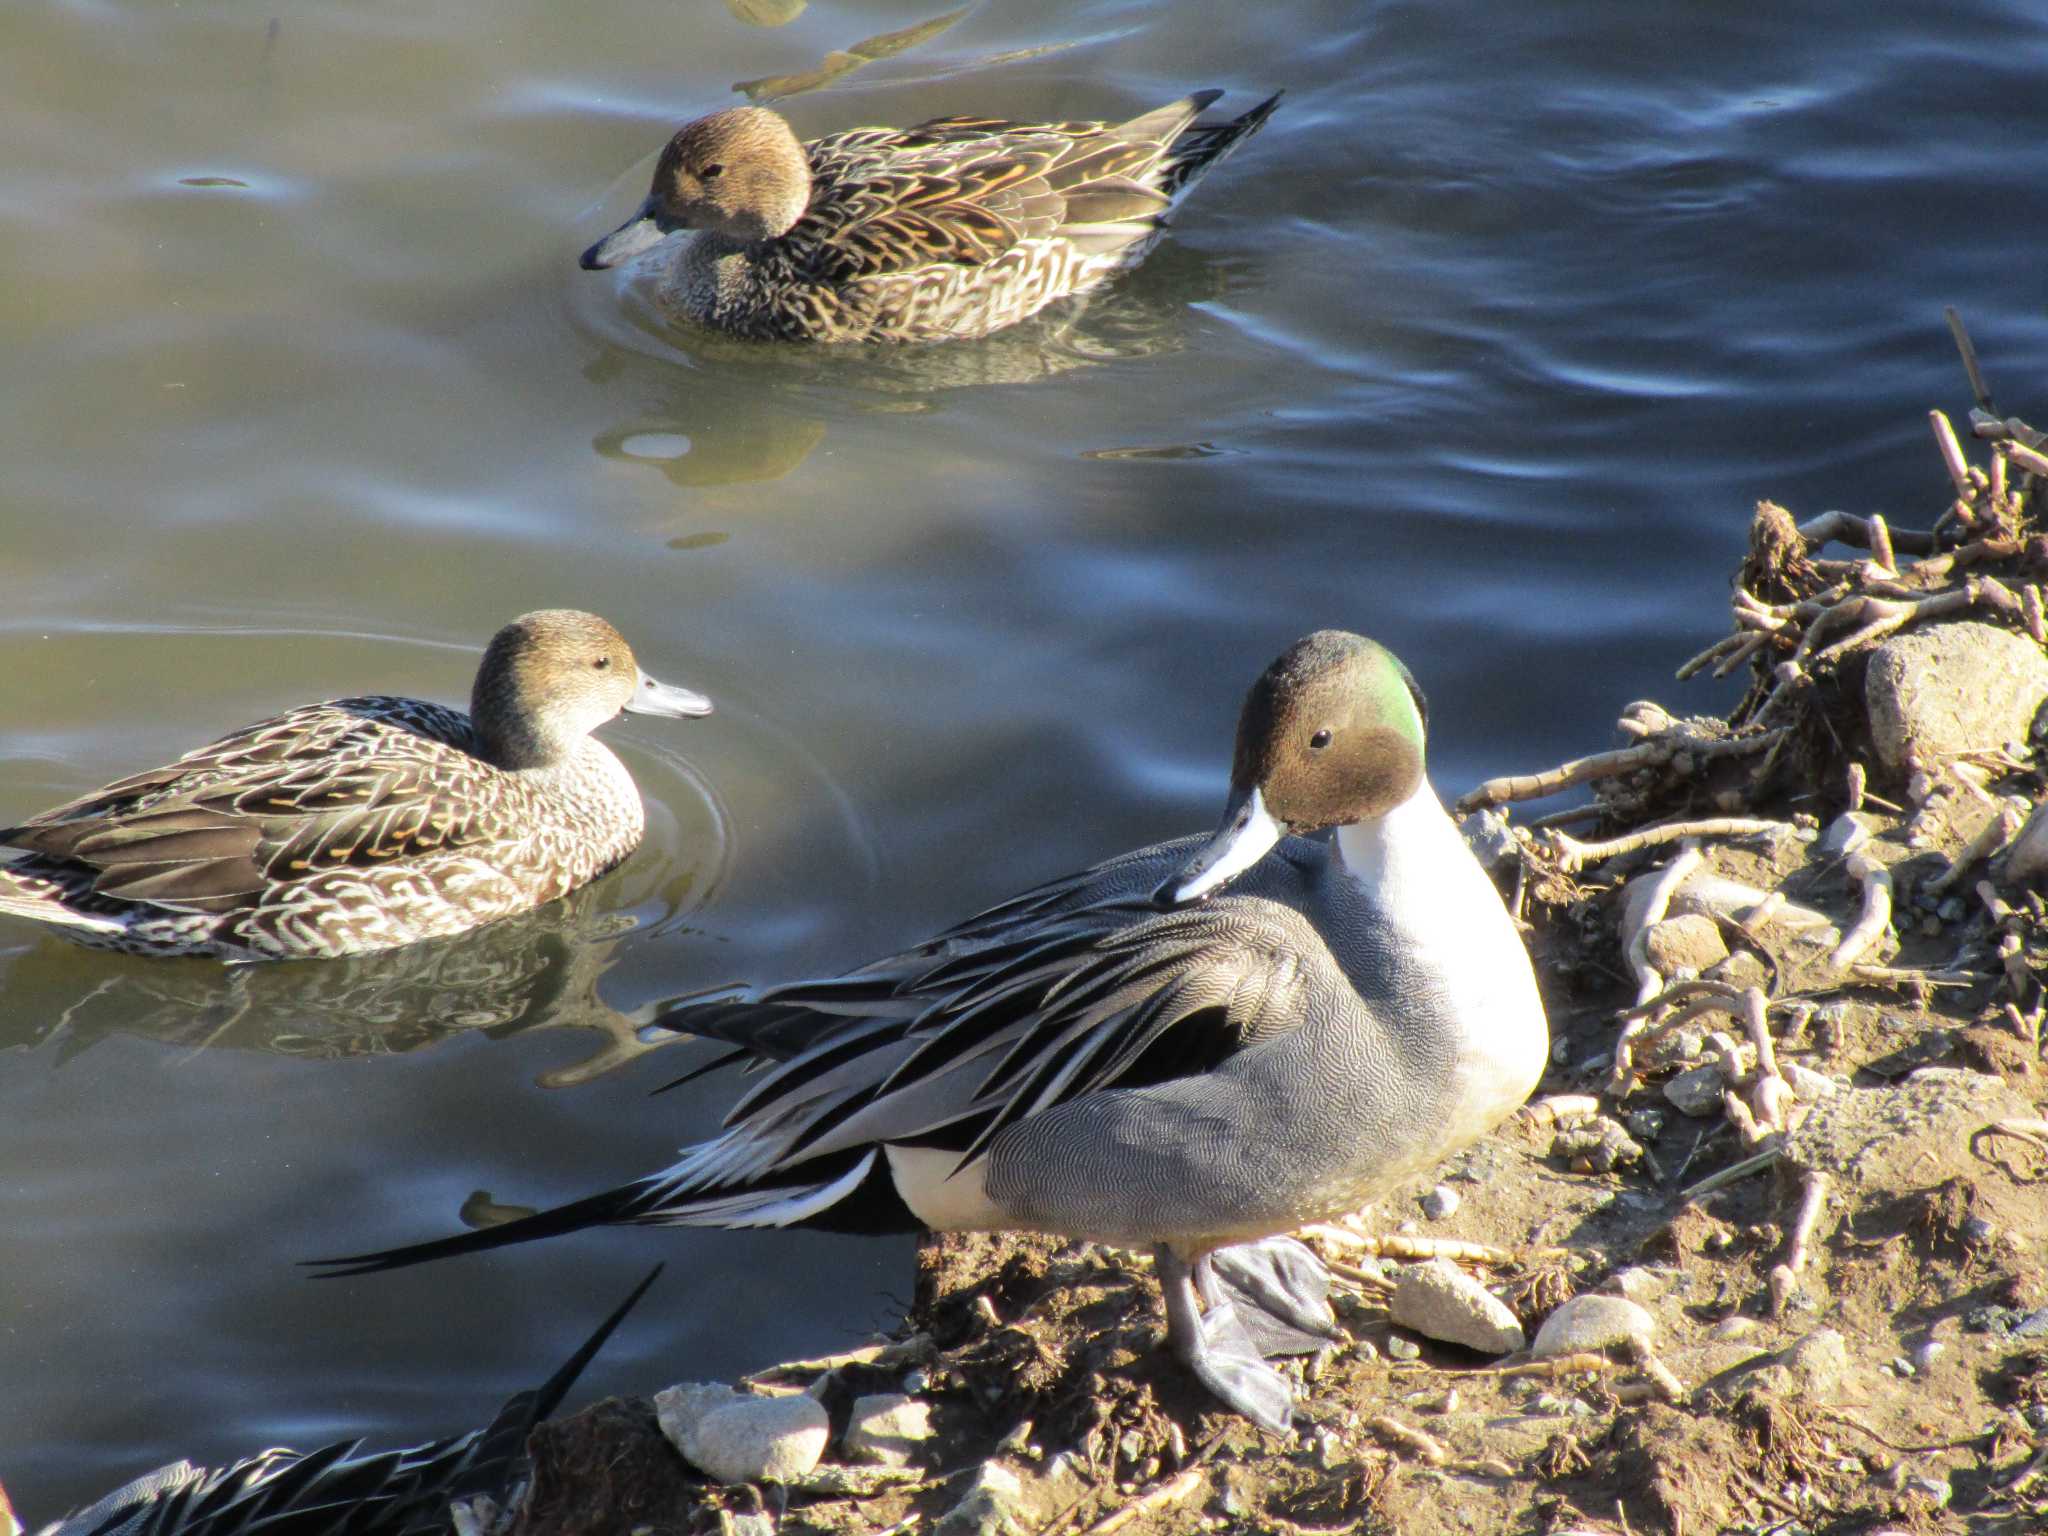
580, 197, 672, 270
1154, 786, 1287, 907
626, 669, 713, 719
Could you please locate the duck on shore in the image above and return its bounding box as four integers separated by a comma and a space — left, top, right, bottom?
580, 91, 1280, 343
0, 611, 710, 960
312, 630, 1549, 1429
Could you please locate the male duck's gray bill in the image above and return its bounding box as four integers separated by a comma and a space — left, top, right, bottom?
626, 669, 713, 719
1155, 784, 1287, 907
580, 197, 673, 270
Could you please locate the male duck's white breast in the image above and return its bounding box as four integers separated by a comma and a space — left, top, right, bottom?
1336, 784, 1549, 1150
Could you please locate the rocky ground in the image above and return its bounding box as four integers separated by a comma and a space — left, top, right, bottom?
483, 387, 2048, 1536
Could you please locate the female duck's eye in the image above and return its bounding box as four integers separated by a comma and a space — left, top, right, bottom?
593, 657, 612, 671
700, 163, 725, 179
1309, 729, 1332, 751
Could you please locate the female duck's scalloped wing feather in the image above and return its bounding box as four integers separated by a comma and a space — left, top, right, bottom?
0, 697, 634, 959
697, 91, 1279, 341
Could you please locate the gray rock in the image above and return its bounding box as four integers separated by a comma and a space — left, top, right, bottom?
1385, 1334, 1421, 1361
727, 1517, 776, 1536
1461, 808, 1519, 874
1866, 622, 2048, 774
1625, 1108, 1667, 1142
1663, 1063, 1726, 1117
1421, 1184, 1461, 1220
937, 1460, 1025, 1536
1774, 1328, 1850, 1403
842, 1393, 935, 1467
1602, 1267, 1670, 1305
655, 1382, 829, 1485
1816, 811, 1876, 860
1531, 1294, 1656, 1358
1784, 1061, 1838, 1101
1389, 1259, 1525, 1354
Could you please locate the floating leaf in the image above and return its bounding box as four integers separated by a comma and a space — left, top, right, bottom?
735, 6, 968, 101
724, 0, 806, 27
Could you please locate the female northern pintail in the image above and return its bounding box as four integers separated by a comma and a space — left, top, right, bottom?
579, 91, 1280, 343
11, 1267, 657, 1536
0, 611, 710, 961
314, 632, 1549, 1430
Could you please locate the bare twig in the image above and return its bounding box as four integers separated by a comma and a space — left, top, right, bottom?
1366, 1415, 1447, 1466
1947, 306, 1993, 411
1555, 818, 1788, 875
1077, 1468, 1206, 1536
1828, 852, 1893, 971
1769, 1170, 1830, 1315
1456, 733, 1781, 814
1928, 803, 2023, 896
1795, 509, 1940, 557
1679, 1142, 1783, 1200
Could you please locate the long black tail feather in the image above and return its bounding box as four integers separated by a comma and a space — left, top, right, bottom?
304, 1182, 655, 1279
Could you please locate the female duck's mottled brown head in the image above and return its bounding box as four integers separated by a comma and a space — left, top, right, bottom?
580, 108, 813, 270
471, 609, 710, 770
1160, 631, 1430, 904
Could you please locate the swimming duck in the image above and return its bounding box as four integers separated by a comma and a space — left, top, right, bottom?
579, 90, 1280, 343
17, 1266, 658, 1536
0, 611, 710, 961
312, 632, 1549, 1429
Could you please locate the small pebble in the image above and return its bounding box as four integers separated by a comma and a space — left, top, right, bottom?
1711, 1317, 1758, 1340
1784, 1062, 1838, 1100
1386, 1335, 1421, 1361
1663, 1063, 1726, 1117
1422, 1184, 1461, 1220
1603, 1267, 1668, 1304
1816, 812, 1874, 859
1531, 1294, 1656, 1359
1626, 1108, 1667, 1142
656, 1383, 830, 1485
1389, 1259, 1526, 1354
1910, 1340, 1944, 1371
843, 1394, 935, 1467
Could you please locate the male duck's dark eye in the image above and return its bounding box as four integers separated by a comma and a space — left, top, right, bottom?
593, 657, 612, 671
700, 163, 725, 179
1309, 729, 1332, 751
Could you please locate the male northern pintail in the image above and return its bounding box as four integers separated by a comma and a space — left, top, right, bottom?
313, 632, 1550, 1429
0, 611, 710, 960
10, 1267, 658, 1536
579, 91, 1280, 343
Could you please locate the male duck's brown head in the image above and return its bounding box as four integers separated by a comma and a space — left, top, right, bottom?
1159, 630, 1429, 905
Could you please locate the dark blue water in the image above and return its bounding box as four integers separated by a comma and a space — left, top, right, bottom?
3, 0, 2046, 1512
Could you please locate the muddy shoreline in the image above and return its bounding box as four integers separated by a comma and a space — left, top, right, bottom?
485, 383, 2048, 1536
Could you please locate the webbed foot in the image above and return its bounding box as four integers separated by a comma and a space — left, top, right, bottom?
1154, 1246, 1296, 1431
1204, 1236, 1344, 1357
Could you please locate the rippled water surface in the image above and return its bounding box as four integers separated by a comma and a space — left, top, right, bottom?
6, 0, 2048, 1508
